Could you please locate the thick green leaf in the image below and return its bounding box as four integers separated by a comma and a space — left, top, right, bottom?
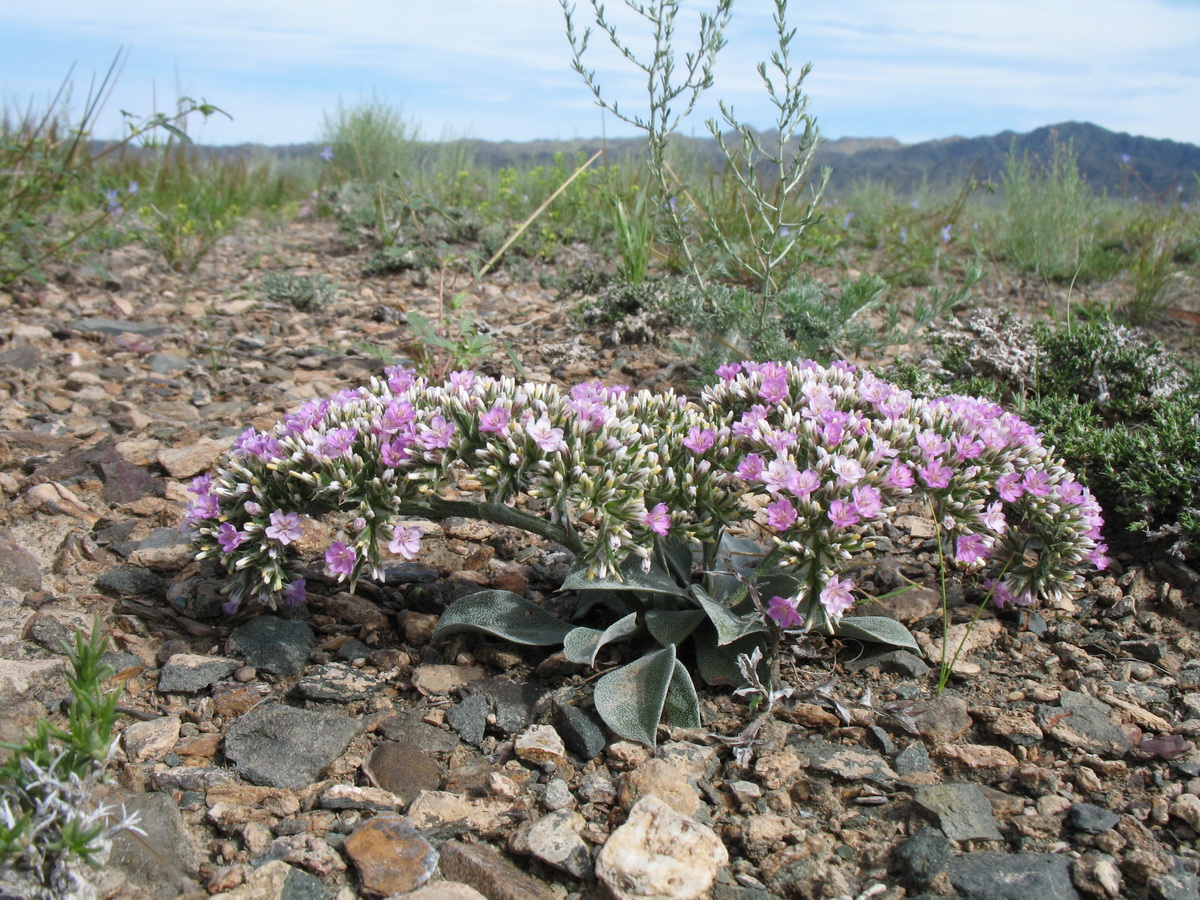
561, 553, 687, 597
833, 615, 921, 653
659, 537, 695, 584
562, 626, 604, 665
690, 585, 768, 646
593, 646, 676, 746
431, 591, 571, 646
645, 609, 706, 646
715, 533, 768, 578
588, 612, 641, 666
663, 659, 701, 729
695, 627, 766, 687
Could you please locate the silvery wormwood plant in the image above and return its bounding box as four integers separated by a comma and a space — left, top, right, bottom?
186, 360, 1106, 744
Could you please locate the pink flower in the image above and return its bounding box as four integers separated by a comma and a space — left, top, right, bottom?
184, 492, 220, 525
918, 460, 953, 489
766, 497, 798, 531
764, 428, 796, 455
884, 461, 914, 490
1022, 469, 1052, 497
380, 437, 411, 467
850, 484, 883, 519
736, 453, 765, 480
217, 523, 245, 552
996, 472, 1024, 502
715, 363, 743, 381
479, 405, 511, 434
733, 405, 769, 438
265, 511, 302, 545
828, 499, 860, 530
988, 578, 1031, 610
322, 427, 358, 458
785, 468, 820, 499
388, 523, 424, 559
385, 365, 415, 392
683, 426, 716, 453
448, 369, 476, 390
820, 574, 856, 618
982, 500, 1006, 534
418, 415, 456, 450
282, 579, 307, 607
378, 400, 416, 435
1089, 543, 1109, 570
758, 367, 789, 403
643, 503, 672, 536
762, 458, 799, 496
955, 533, 990, 564
767, 595, 804, 629
831, 455, 866, 486
952, 434, 984, 460
527, 416, 567, 453
325, 541, 357, 577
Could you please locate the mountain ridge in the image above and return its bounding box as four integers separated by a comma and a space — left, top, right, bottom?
124, 121, 1200, 199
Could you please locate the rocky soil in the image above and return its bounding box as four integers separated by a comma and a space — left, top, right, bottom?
2, 220, 1200, 900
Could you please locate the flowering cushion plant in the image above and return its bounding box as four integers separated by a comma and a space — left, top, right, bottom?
186, 359, 1105, 741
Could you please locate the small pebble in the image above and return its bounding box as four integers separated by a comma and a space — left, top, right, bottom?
233, 666, 256, 683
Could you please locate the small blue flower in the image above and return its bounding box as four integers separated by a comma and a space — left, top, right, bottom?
320, 145, 334, 162
899, 226, 908, 244
1120, 153, 1131, 164
128, 181, 139, 195
940, 224, 952, 243
842, 212, 855, 229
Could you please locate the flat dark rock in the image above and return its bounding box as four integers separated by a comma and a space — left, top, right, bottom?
223, 705, 360, 789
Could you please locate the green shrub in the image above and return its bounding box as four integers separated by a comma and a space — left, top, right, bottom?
260, 272, 340, 311
904, 312, 1200, 562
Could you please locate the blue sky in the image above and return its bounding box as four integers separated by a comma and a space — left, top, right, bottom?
3, 1, 1199, 148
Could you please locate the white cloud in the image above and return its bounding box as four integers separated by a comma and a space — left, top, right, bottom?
2, 0, 1197, 145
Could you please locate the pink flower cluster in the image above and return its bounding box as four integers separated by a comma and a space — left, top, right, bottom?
188, 359, 1103, 631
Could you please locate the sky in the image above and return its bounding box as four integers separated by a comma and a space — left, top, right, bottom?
2, 1, 1199, 149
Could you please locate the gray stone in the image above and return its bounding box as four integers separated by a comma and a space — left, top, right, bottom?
0, 533, 41, 591
543, 777, 575, 812
1068, 802, 1121, 834
555, 703, 608, 762
95, 565, 166, 598
794, 736, 898, 787
107, 792, 201, 897
73, 317, 168, 337
164, 576, 227, 619
465, 677, 549, 734
1149, 871, 1200, 900
437, 840, 559, 900
446, 693, 490, 746
224, 705, 360, 789
377, 710, 462, 755
383, 562, 441, 585
1037, 691, 1135, 758
362, 741, 442, 805
335, 638, 372, 662
915, 783, 1003, 841
297, 662, 391, 702
844, 649, 931, 678
895, 741, 934, 775
947, 852, 1081, 900
158, 653, 240, 692
281, 866, 333, 900
228, 616, 315, 678
512, 809, 592, 879
895, 827, 952, 886
146, 352, 190, 373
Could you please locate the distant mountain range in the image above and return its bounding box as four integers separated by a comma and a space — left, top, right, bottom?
185, 121, 1200, 200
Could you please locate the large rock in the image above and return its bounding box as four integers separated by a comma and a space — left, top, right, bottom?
223, 705, 359, 789
947, 851, 1081, 900
343, 814, 437, 897
595, 794, 728, 900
